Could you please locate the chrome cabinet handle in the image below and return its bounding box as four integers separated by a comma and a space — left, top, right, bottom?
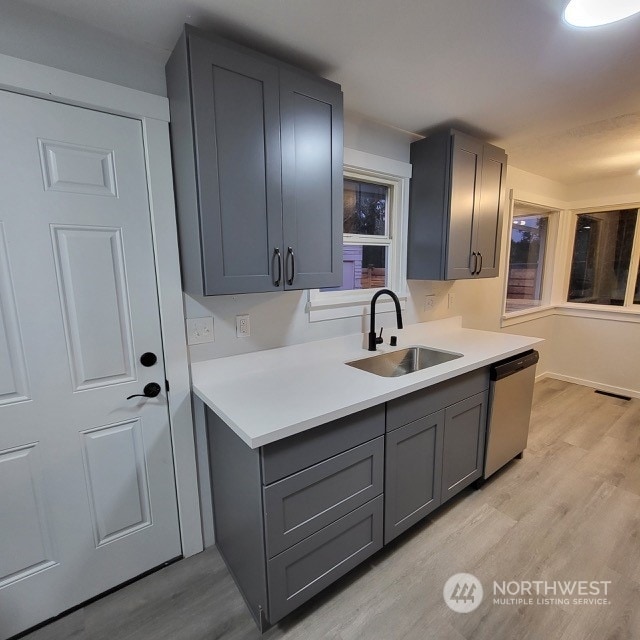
274, 248, 282, 287
127, 382, 161, 400
470, 251, 478, 275
286, 247, 295, 286
477, 252, 483, 274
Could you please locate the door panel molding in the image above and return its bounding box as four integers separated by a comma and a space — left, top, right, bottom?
0, 223, 30, 406
38, 139, 118, 197
0, 442, 58, 588
50, 225, 136, 391
80, 419, 152, 547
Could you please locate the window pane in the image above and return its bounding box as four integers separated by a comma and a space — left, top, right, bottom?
567, 210, 637, 305
320, 244, 387, 291
343, 179, 388, 235
635, 261, 640, 305
505, 213, 549, 313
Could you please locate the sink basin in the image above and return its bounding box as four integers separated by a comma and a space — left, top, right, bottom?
346, 346, 463, 378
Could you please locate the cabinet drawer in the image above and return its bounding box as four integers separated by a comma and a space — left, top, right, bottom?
261, 405, 385, 484
386, 368, 489, 431
264, 437, 383, 557
267, 495, 383, 623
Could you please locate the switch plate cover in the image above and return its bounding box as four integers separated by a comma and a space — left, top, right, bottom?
186, 317, 214, 345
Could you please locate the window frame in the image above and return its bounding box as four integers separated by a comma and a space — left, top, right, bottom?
308, 148, 411, 322
502, 193, 560, 320
561, 204, 640, 310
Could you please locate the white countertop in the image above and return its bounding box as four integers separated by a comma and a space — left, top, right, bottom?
191, 317, 543, 448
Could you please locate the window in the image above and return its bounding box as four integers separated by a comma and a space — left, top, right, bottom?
505, 202, 555, 313
321, 176, 391, 292
567, 208, 639, 307
308, 148, 411, 321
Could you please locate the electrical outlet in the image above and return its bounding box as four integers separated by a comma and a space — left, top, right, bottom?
448, 292, 456, 309
424, 295, 436, 311
236, 314, 251, 337
186, 317, 214, 345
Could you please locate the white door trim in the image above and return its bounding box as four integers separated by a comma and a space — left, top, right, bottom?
0, 53, 203, 557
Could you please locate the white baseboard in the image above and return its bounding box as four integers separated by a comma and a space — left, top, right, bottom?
535, 371, 550, 383
540, 371, 640, 400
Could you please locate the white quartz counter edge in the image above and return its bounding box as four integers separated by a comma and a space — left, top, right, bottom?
191, 317, 543, 449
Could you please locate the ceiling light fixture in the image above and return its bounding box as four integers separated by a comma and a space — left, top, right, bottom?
563, 0, 640, 27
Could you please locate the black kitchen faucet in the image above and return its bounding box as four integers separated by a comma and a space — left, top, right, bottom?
368, 289, 403, 351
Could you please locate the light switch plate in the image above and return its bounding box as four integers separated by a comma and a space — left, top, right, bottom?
186, 316, 214, 345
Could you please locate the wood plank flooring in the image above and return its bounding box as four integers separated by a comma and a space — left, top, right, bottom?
22, 380, 640, 640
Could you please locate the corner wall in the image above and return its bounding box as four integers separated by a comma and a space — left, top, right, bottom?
0, 0, 167, 96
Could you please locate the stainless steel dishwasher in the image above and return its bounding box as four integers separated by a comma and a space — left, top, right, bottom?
483, 350, 539, 479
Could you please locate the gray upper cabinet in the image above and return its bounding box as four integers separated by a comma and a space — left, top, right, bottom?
166, 26, 343, 295
407, 129, 507, 281
280, 69, 344, 290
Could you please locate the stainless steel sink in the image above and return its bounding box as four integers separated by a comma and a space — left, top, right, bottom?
346, 346, 463, 377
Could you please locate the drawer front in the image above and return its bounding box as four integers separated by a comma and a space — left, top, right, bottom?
267, 495, 383, 623
264, 437, 383, 557
261, 404, 385, 484
386, 368, 489, 431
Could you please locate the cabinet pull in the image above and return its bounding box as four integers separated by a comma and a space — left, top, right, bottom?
286, 247, 295, 286
274, 247, 282, 287
469, 252, 478, 275
477, 252, 483, 274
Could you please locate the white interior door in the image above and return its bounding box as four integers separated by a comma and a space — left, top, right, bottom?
0, 90, 181, 639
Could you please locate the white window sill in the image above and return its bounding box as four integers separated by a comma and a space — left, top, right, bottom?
502, 302, 640, 327
501, 305, 555, 327
556, 303, 640, 323
308, 294, 407, 322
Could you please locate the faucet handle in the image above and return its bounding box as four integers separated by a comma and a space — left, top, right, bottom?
376, 328, 384, 345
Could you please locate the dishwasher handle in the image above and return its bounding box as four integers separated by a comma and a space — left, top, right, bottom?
491, 350, 539, 381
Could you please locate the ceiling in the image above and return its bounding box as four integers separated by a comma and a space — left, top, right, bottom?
22, 0, 640, 185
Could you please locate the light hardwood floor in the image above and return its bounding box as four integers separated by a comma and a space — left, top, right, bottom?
22, 380, 640, 640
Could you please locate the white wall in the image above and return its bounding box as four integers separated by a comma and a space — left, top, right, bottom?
0, 0, 167, 96
472, 168, 640, 395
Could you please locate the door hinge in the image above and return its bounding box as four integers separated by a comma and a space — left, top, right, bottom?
165, 379, 170, 393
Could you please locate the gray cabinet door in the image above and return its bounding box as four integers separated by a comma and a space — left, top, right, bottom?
446, 132, 483, 280
280, 68, 343, 290
473, 143, 507, 278
384, 410, 444, 543
441, 391, 488, 502
189, 34, 284, 294
267, 496, 383, 623
408, 129, 506, 282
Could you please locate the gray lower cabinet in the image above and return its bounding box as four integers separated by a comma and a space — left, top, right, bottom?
166, 26, 343, 295
384, 410, 444, 542
207, 367, 491, 627
268, 496, 383, 623
207, 405, 384, 629
263, 437, 384, 557
384, 370, 490, 543
441, 392, 488, 502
